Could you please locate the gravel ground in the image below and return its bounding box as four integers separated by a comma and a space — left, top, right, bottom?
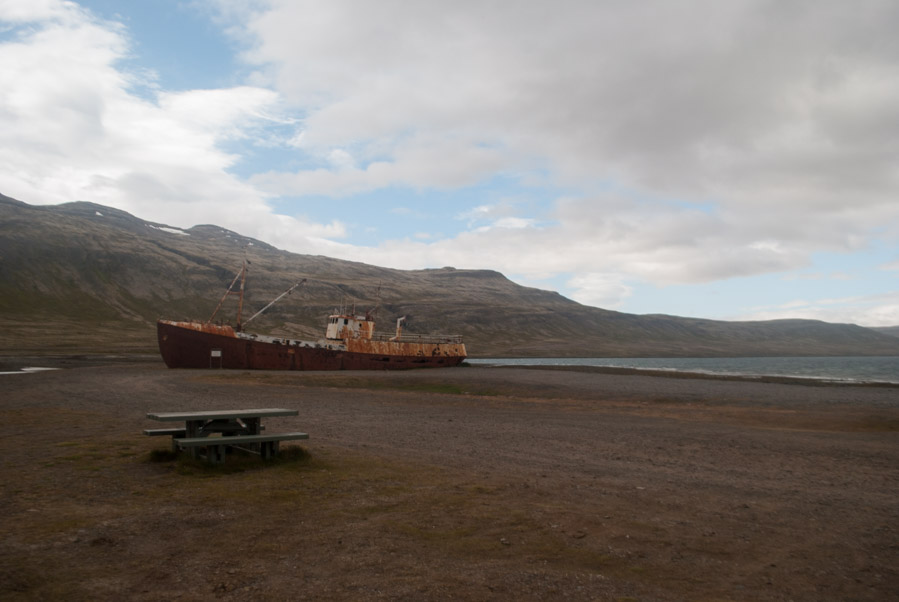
1, 358, 897, 600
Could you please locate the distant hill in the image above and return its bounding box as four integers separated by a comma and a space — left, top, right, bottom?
872, 326, 899, 338
2, 193, 899, 357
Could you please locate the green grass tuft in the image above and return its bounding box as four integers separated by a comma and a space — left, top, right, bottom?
147, 448, 179, 463
168, 445, 313, 476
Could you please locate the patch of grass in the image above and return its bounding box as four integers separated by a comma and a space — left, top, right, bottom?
75, 465, 104, 472
272, 445, 312, 465
628, 566, 647, 574
466, 484, 498, 495
170, 444, 314, 477
57, 452, 105, 462
394, 382, 467, 394
0, 564, 43, 596
402, 382, 497, 396
385, 498, 627, 575
147, 448, 179, 463
201, 372, 500, 397
44, 438, 134, 467
393, 522, 499, 554
19, 516, 95, 544
858, 417, 899, 432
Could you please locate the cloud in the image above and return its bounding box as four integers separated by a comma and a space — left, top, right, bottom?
339, 193, 809, 286
0, 0, 78, 22
735, 292, 899, 327
567, 273, 634, 309
252, 132, 509, 196
457, 202, 528, 225
236, 1, 899, 211
221, 0, 899, 289
0, 0, 340, 250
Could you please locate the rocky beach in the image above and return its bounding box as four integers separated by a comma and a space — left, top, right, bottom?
1, 358, 897, 600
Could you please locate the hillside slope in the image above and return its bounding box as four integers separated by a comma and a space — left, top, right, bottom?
872, 326, 899, 339
2, 194, 898, 357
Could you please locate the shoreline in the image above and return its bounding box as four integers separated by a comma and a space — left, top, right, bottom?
485, 362, 899, 388
1, 352, 898, 388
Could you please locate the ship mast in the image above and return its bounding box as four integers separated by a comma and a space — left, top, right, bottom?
207, 256, 306, 331
368, 281, 381, 321
208, 259, 248, 329
244, 279, 307, 326
236, 261, 247, 330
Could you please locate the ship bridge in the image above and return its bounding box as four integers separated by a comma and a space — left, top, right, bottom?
325, 314, 375, 341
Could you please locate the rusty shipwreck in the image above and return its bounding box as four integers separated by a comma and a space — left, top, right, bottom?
156, 261, 467, 370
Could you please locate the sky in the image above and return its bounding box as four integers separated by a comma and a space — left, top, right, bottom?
1, 0, 898, 327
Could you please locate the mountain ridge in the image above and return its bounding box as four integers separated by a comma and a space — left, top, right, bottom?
2, 193, 898, 357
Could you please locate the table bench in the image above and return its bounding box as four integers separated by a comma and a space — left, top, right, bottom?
143, 425, 267, 449
144, 408, 306, 463
143, 427, 187, 439
174, 432, 309, 463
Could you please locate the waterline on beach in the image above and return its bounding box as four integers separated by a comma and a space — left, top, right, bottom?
468, 356, 899, 384
0, 367, 61, 376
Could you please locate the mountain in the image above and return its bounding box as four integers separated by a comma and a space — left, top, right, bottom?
872, 326, 899, 338
2, 193, 899, 357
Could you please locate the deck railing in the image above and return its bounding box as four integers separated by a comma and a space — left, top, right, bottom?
369, 333, 463, 345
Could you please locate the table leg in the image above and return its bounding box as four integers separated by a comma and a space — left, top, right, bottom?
184, 419, 203, 459
207, 444, 226, 464
260, 441, 279, 460
244, 417, 263, 455
185, 419, 202, 438
245, 417, 261, 435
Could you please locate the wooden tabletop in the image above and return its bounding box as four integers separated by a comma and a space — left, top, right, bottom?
146, 409, 298, 422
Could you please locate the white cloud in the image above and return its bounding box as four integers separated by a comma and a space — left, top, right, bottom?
0, 1, 347, 252
734, 293, 899, 328
157, 86, 287, 146
235, 1, 899, 213
473, 217, 536, 233
215, 0, 899, 295
567, 273, 634, 309
300, 191, 796, 285
0, 0, 78, 22
458, 201, 525, 222
327, 148, 355, 170
252, 132, 509, 196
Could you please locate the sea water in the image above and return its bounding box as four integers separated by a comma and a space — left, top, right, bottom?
467, 356, 899, 384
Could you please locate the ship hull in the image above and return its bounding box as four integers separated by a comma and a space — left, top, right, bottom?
157, 320, 466, 370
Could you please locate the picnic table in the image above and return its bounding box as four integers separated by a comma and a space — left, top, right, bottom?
144, 408, 308, 464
